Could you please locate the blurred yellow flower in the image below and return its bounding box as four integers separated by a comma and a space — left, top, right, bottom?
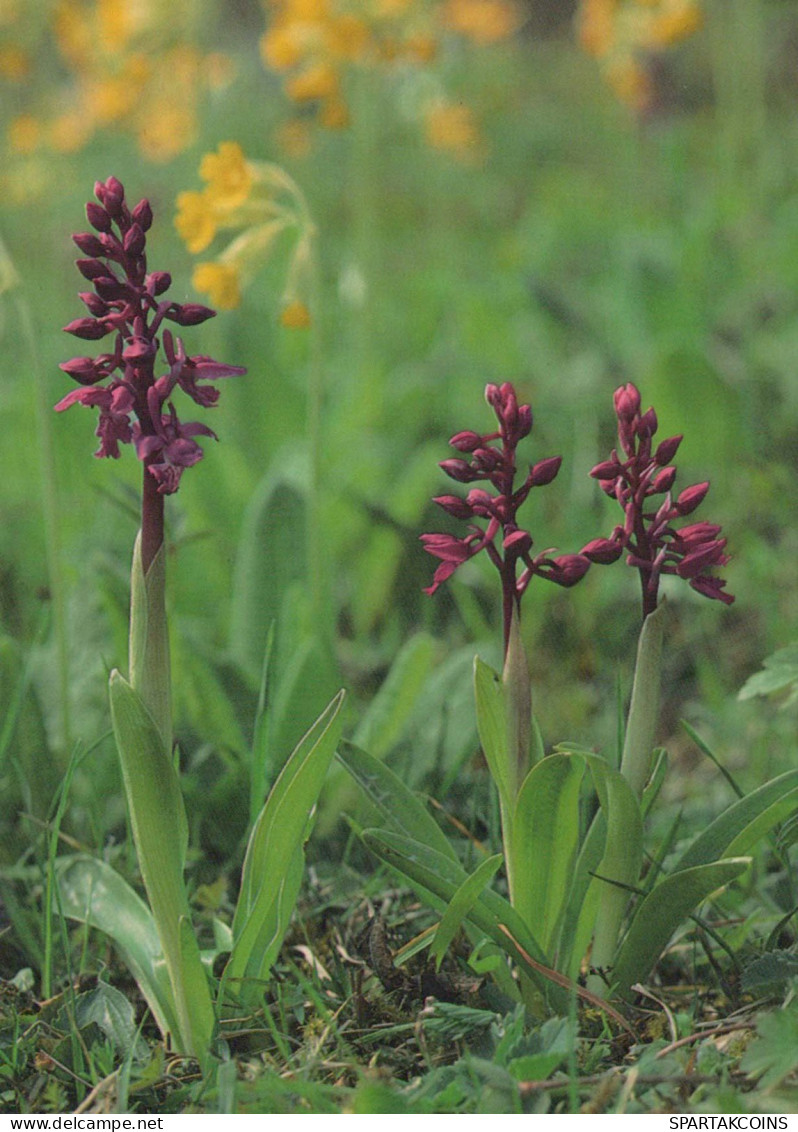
425, 101, 480, 159
200, 141, 253, 210
280, 298, 312, 328
0, 43, 29, 80
177, 143, 317, 324
193, 262, 241, 310
577, 0, 702, 111
441, 0, 520, 45
175, 190, 218, 254
138, 104, 196, 162
286, 62, 339, 102
8, 114, 41, 154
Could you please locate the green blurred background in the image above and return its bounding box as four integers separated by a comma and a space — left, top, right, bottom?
1, 0, 796, 874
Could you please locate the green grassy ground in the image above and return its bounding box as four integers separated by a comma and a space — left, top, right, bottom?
1, 0, 797, 1113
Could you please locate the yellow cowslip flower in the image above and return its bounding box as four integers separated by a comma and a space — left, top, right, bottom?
325, 14, 370, 62
0, 43, 30, 81
97, 0, 132, 51
8, 114, 41, 154
175, 190, 218, 254
646, 3, 701, 47
200, 141, 253, 211
261, 24, 305, 70
441, 0, 520, 45
286, 61, 339, 102
425, 101, 479, 158
280, 298, 311, 328
578, 0, 618, 56
606, 56, 651, 109
193, 262, 241, 311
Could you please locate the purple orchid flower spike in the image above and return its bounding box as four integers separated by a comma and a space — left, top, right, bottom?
591, 382, 734, 619
422, 382, 621, 655
57, 176, 246, 570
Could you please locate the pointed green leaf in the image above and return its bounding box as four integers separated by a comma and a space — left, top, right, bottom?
336, 739, 456, 861
229, 690, 345, 982
430, 854, 503, 970
674, 770, 798, 872
511, 754, 585, 954
613, 858, 751, 997
473, 656, 512, 811
55, 855, 177, 1042
109, 670, 214, 1059
362, 828, 562, 1010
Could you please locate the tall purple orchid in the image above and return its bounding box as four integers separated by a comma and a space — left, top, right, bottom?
57, 176, 245, 571
422, 382, 621, 655
591, 382, 734, 620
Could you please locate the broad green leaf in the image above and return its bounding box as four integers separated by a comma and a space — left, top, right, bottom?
269, 634, 340, 787
473, 656, 512, 812
109, 671, 214, 1059
229, 690, 345, 982
362, 828, 562, 1011
55, 855, 177, 1042
511, 754, 585, 954
580, 755, 644, 991
128, 534, 171, 753
430, 854, 503, 970
336, 740, 456, 862
641, 749, 668, 819
252, 844, 305, 983
58, 980, 147, 1060
612, 858, 751, 997
620, 600, 665, 799
738, 644, 798, 703
353, 633, 435, 759
674, 770, 798, 872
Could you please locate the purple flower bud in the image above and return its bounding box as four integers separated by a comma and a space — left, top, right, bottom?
550, 554, 591, 586
434, 494, 474, 519
638, 407, 658, 437
580, 537, 623, 564
472, 447, 502, 471
132, 199, 153, 231
504, 529, 532, 556
148, 271, 172, 295
484, 383, 501, 409
76, 258, 107, 281
652, 466, 677, 493
59, 356, 102, 384
676, 540, 728, 579
676, 481, 710, 516
63, 317, 109, 340
527, 456, 562, 487
93, 275, 129, 301
466, 488, 495, 515
166, 303, 215, 326
73, 232, 106, 257
449, 430, 482, 452
613, 383, 641, 419
516, 404, 532, 438
86, 201, 112, 232
654, 435, 682, 465
590, 459, 622, 481
123, 223, 146, 257
96, 176, 125, 217
440, 458, 479, 483
79, 291, 109, 317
